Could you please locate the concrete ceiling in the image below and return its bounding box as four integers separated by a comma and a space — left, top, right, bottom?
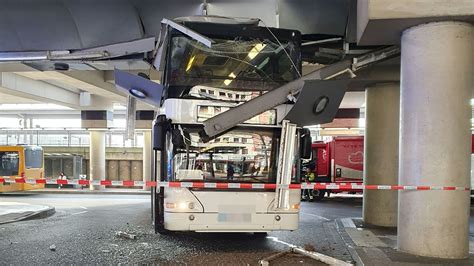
340, 92, 365, 109
0, 92, 39, 104
0, 64, 155, 111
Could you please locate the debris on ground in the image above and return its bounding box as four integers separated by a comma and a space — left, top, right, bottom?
49, 244, 56, 251
304, 244, 316, 252
115, 231, 137, 240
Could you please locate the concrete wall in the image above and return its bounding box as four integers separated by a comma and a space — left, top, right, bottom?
131, 160, 142, 181
44, 146, 145, 182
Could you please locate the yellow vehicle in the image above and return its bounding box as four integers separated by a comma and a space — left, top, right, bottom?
0, 145, 45, 192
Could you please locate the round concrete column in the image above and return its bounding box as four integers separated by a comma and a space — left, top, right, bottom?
363, 83, 399, 227
89, 130, 106, 190
142, 131, 152, 190
398, 22, 473, 258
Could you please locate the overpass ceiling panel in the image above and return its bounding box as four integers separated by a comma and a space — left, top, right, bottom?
0, 0, 357, 55
278, 0, 351, 36
0, 14, 21, 51
65, 0, 143, 48
135, 0, 204, 37
0, 1, 83, 51
0, 0, 144, 52
206, 0, 277, 26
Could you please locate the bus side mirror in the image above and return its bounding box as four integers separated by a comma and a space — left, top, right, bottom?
153, 115, 169, 151
300, 129, 312, 160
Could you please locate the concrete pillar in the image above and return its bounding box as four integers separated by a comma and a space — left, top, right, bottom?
142, 131, 152, 190
362, 83, 399, 227
398, 22, 473, 259
89, 130, 106, 190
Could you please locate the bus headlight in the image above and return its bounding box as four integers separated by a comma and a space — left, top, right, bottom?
291, 203, 300, 210
166, 201, 197, 211
178, 202, 188, 209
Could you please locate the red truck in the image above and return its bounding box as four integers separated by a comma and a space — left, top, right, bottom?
310, 136, 364, 200
311, 135, 474, 200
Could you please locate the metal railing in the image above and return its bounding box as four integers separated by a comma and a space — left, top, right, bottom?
0, 129, 144, 148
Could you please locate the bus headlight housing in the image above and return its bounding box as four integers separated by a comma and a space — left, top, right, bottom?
291, 203, 300, 210
165, 201, 199, 212
166, 202, 176, 209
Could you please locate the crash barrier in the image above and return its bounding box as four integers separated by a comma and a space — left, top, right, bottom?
0, 177, 471, 191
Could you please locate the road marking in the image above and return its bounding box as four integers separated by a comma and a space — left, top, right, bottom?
79, 206, 88, 210
267, 236, 297, 248
71, 211, 88, 216
341, 218, 356, 228
300, 211, 330, 221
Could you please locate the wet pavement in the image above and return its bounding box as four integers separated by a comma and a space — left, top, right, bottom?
0, 193, 359, 265
0, 201, 54, 224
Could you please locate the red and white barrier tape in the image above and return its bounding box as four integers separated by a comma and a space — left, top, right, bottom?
0, 177, 470, 191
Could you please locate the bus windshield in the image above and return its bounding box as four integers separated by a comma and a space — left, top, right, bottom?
24, 147, 43, 169
173, 128, 280, 183
166, 34, 300, 93
0, 151, 19, 176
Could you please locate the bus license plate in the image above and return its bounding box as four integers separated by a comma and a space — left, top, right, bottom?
217, 213, 252, 223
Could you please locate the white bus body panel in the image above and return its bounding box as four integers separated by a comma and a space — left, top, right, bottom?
162, 98, 292, 125
164, 188, 301, 232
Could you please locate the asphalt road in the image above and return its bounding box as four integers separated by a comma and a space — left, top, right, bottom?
1, 193, 471, 265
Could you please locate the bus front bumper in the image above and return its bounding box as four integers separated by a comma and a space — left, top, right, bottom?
164, 212, 299, 232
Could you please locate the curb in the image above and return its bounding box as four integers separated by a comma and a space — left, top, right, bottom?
0, 206, 56, 225
334, 218, 365, 266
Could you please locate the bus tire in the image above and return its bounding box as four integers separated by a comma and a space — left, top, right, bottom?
312, 189, 326, 201
156, 227, 170, 235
